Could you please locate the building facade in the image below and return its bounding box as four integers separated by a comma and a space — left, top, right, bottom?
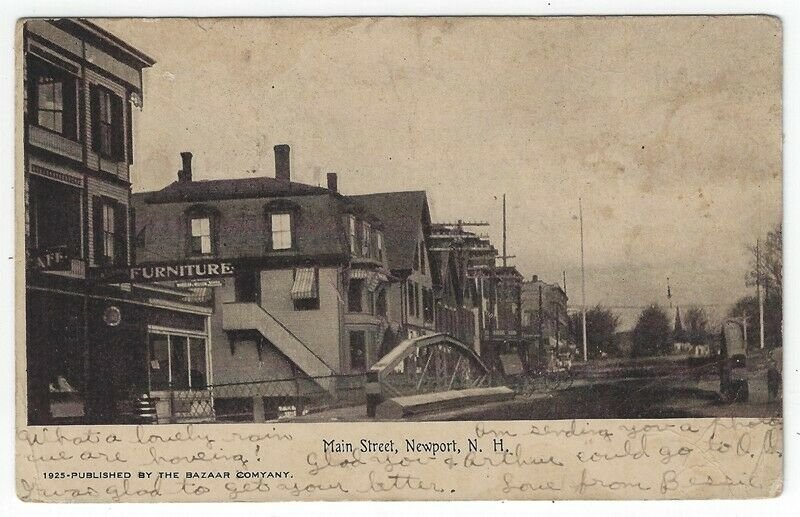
352, 191, 438, 345
132, 146, 394, 418
521, 275, 571, 364
23, 19, 212, 425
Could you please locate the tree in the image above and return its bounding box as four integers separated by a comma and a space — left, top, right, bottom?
746, 223, 782, 301
631, 304, 671, 357
685, 306, 710, 345
728, 295, 782, 349
568, 304, 622, 359
737, 222, 783, 348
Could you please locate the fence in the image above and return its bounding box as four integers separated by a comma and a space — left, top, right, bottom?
137, 373, 367, 424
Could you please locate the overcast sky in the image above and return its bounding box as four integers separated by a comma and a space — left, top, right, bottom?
99, 17, 782, 329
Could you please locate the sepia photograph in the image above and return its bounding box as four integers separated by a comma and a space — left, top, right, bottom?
13, 13, 787, 503
20, 16, 782, 426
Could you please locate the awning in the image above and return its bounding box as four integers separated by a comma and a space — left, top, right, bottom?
184, 287, 212, 304
291, 268, 318, 300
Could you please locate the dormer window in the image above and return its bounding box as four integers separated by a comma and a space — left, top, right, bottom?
270, 213, 292, 250
190, 217, 212, 255
185, 204, 219, 257
264, 199, 300, 252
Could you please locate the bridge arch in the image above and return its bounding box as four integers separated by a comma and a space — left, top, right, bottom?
367, 333, 491, 408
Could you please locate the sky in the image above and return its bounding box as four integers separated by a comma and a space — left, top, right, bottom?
98, 17, 782, 329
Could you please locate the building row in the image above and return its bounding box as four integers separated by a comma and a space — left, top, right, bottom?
22, 19, 571, 425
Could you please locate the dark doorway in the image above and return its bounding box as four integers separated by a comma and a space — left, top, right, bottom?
234, 269, 261, 303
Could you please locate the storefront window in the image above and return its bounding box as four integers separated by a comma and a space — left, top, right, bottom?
148, 332, 208, 391
148, 334, 169, 390
189, 338, 207, 388
171, 336, 189, 390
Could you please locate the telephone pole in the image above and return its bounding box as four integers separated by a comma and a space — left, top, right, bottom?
757, 238, 765, 349
579, 197, 587, 362
502, 194, 507, 267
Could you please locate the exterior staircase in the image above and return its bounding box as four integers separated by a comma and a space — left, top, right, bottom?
222, 302, 336, 393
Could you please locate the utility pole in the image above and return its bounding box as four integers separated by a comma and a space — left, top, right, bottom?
563, 270, 567, 298
757, 239, 765, 349
502, 194, 507, 268
579, 197, 587, 362
538, 283, 544, 366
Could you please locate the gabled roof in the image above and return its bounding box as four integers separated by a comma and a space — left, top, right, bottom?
139, 176, 332, 204
352, 191, 431, 272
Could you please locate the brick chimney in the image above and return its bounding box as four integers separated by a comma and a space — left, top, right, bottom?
532, 275, 539, 283
327, 172, 338, 193
178, 152, 193, 182
274, 144, 290, 181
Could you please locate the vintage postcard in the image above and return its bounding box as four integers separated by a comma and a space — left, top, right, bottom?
15, 16, 782, 501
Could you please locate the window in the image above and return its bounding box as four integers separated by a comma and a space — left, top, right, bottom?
102, 203, 115, 262
423, 288, 434, 323
376, 232, 384, 261
407, 280, 415, 317
414, 282, 420, 318
419, 241, 426, 274
413, 245, 419, 271
348, 279, 364, 313
270, 213, 292, 250
348, 215, 357, 255
37, 76, 63, 132
186, 337, 210, 388
148, 333, 208, 391
91, 86, 124, 160
28, 175, 82, 259
349, 331, 366, 371
93, 197, 127, 266
170, 336, 189, 390
362, 222, 372, 257
190, 217, 212, 255
28, 57, 77, 139
185, 205, 218, 256
148, 334, 169, 390
376, 288, 387, 317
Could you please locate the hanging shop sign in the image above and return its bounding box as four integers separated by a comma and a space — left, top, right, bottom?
93, 260, 236, 284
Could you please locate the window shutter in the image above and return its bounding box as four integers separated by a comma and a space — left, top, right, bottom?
26, 62, 38, 122
62, 77, 77, 140
111, 93, 124, 161
126, 98, 133, 164
129, 206, 137, 263
90, 85, 100, 152
115, 204, 128, 266
92, 196, 103, 265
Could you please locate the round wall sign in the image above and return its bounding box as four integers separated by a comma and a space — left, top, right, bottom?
103, 306, 122, 327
